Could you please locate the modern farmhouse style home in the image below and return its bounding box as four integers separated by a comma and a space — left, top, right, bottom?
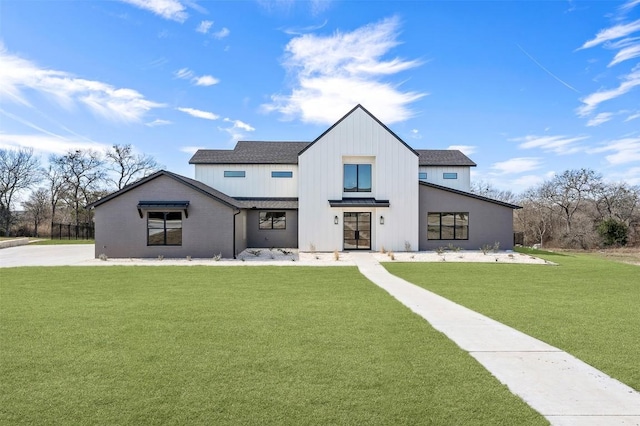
89, 105, 520, 258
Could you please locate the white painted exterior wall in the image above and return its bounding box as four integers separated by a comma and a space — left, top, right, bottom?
298, 107, 419, 252
194, 164, 298, 198
418, 166, 471, 191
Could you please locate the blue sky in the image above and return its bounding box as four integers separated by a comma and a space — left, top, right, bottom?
1, 0, 639, 194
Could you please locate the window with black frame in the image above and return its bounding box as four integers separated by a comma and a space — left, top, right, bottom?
343, 164, 372, 192
148, 212, 182, 245
427, 212, 468, 240
259, 211, 286, 230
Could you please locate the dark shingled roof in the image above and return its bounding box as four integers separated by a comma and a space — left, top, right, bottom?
235, 198, 299, 209
416, 150, 476, 167
86, 170, 242, 210
419, 181, 521, 209
189, 141, 311, 165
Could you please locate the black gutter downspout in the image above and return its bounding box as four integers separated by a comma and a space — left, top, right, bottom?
233, 209, 241, 259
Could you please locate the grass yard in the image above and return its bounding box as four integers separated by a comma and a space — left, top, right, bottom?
0, 266, 545, 425
30, 238, 95, 245
384, 249, 640, 391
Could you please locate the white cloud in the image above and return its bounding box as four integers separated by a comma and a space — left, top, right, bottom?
212, 28, 230, 39
176, 107, 219, 120
196, 20, 213, 34
193, 75, 219, 86
577, 66, 640, 116
447, 145, 476, 156
174, 68, 219, 86
620, 0, 640, 12
589, 136, 640, 165
511, 134, 589, 154
174, 67, 194, 79
409, 129, 421, 139
223, 118, 255, 132
262, 16, 424, 125
579, 19, 640, 49
586, 112, 614, 126
179, 146, 205, 154
119, 0, 188, 23
145, 118, 172, 127
608, 43, 640, 67
512, 172, 556, 190
0, 133, 110, 156
490, 157, 542, 174
0, 45, 164, 122
625, 111, 640, 121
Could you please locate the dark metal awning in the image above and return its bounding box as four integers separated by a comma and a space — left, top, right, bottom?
137, 201, 190, 218
328, 198, 390, 208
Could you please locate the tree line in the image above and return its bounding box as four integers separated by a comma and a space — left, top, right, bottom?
0, 145, 159, 237
472, 169, 640, 248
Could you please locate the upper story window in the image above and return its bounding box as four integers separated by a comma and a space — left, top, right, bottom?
344, 164, 371, 192
271, 171, 293, 178
224, 171, 245, 178
443, 172, 458, 179
419, 172, 428, 180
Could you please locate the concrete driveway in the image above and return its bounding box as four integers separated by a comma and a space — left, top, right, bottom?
0, 244, 95, 267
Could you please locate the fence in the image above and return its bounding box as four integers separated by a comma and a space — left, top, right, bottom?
51, 222, 95, 240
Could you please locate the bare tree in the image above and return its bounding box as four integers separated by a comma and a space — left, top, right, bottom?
105, 144, 159, 190
23, 188, 50, 237
50, 149, 105, 226
470, 180, 518, 204
45, 163, 67, 224
0, 148, 42, 236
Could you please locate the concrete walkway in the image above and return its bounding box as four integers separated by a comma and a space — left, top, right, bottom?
351, 252, 640, 426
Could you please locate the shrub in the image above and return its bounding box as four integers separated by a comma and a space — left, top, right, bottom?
597, 218, 629, 247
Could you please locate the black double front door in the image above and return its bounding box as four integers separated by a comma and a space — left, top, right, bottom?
343, 212, 371, 250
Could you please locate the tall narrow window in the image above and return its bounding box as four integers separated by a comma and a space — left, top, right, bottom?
344, 164, 372, 192
259, 211, 286, 230
148, 212, 182, 245
427, 212, 468, 240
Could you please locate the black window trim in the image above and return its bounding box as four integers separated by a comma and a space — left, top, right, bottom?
147, 211, 183, 246
258, 211, 287, 230
343, 163, 372, 193
427, 212, 469, 240
271, 171, 293, 178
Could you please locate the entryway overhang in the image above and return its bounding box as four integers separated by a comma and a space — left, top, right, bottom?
328, 198, 390, 208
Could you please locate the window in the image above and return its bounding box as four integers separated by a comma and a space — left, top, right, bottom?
344, 164, 372, 192
271, 171, 293, 178
224, 171, 245, 178
443, 172, 458, 179
259, 211, 286, 230
148, 212, 182, 245
419, 172, 428, 180
427, 212, 468, 240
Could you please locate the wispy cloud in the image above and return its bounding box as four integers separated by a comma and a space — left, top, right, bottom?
212, 28, 230, 39
174, 67, 219, 86
511, 134, 589, 154
196, 20, 213, 34
282, 20, 328, 35
262, 16, 424, 125
586, 112, 614, 126
119, 0, 188, 23
258, 0, 332, 16
577, 66, 640, 116
626, 111, 640, 121
620, 0, 640, 12
219, 117, 255, 141
145, 118, 172, 127
408, 129, 421, 140
0, 45, 163, 122
490, 157, 542, 174
579, 19, 640, 49
608, 42, 640, 67
447, 145, 477, 156
589, 136, 640, 165
0, 133, 110, 156
176, 107, 219, 120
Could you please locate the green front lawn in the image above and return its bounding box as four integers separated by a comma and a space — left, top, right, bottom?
384, 250, 640, 391
30, 238, 95, 245
0, 266, 545, 425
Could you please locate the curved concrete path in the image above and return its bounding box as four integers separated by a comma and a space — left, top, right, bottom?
351, 252, 640, 426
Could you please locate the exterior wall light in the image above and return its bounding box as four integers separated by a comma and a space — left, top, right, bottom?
380, 215, 384, 225
334, 215, 339, 225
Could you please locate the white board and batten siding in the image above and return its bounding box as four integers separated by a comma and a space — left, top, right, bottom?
299, 107, 418, 252
194, 164, 298, 198
419, 166, 471, 191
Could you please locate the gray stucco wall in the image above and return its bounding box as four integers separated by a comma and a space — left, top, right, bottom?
418, 185, 516, 251
93, 175, 237, 258
234, 210, 247, 256
246, 210, 298, 248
